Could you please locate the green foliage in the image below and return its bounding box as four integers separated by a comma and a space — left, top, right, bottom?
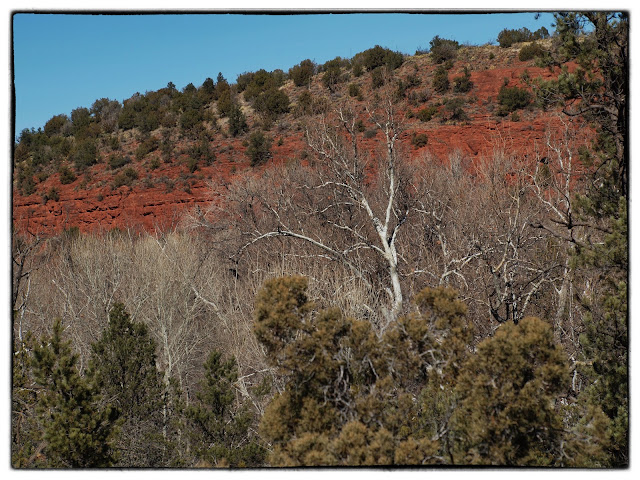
496, 85, 532, 115
58, 165, 77, 185
321, 58, 344, 91
289, 59, 316, 87
442, 97, 468, 122
348, 83, 361, 98
370, 67, 385, 90
241, 69, 285, 103
429, 36, 460, 64
432, 65, 450, 93
135, 135, 159, 160
255, 278, 473, 466
188, 136, 216, 169
228, 104, 248, 137
216, 88, 233, 118
44, 186, 60, 202
294, 90, 314, 116
90, 98, 122, 133
254, 88, 290, 120
112, 167, 138, 189
12, 333, 42, 467
497, 26, 550, 48
416, 105, 438, 122
15, 164, 36, 195
518, 42, 547, 61
30, 319, 120, 467
108, 153, 131, 170
72, 138, 98, 171
44, 114, 70, 137
451, 317, 569, 465
575, 198, 628, 466
246, 131, 272, 167
184, 351, 266, 467
410, 132, 428, 148
355, 45, 404, 72
452, 67, 473, 93
70, 107, 92, 138
89, 303, 166, 467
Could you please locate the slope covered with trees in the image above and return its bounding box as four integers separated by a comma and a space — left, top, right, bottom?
12, 12, 628, 468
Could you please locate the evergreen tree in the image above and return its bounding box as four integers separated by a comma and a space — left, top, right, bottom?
450, 317, 569, 466
89, 302, 167, 467
246, 131, 272, 167
31, 319, 120, 467
255, 277, 471, 466
12, 333, 43, 467
534, 12, 628, 465
228, 104, 248, 137
184, 351, 266, 467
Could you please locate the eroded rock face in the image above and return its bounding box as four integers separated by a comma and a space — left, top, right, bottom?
12, 52, 572, 236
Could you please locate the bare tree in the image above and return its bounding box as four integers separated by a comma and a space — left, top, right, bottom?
203, 95, 416, 327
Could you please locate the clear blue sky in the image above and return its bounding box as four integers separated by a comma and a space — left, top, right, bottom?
12, 12, 556, 137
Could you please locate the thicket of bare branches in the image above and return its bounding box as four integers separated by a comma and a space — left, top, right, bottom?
13, 104, 597, 423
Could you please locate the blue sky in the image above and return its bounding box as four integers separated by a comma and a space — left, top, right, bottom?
12, 12, 556, 137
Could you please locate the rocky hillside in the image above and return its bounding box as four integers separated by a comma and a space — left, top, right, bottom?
13, 39, 569, 235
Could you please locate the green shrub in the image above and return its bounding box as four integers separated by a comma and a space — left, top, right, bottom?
453, 67, 474, 93
217, 89, 233, 118
254, 88, 290, 119
108, 154, 131, 170
289, 59, 316, 87
112, 167, 138, 189
135, 136, 159, 161
432, 65, 450, 93
371, 67, 385, 89
58, 165, 77, 185
228, 105, 248, 137
72, 139, 98, 171
518, 42, 547, 61
497, 85, 532, 115
497, 26, 550, 48
416, 105, 438, 122
348, 83, 361, 98
44, 114, 70, 137
429, 36, 460, 64
361, 45, 403, 71
295, 90, 314, 116
442, 97, 468, 122
246, 131, 272, 167
321, 59, 344, 91
46, 186, 60, 202
411, 132, 429, 148
363, 129, 377, 139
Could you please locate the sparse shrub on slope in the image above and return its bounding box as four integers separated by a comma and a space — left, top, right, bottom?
497, 26, 550, 48
518, 42, 548, 61
497, 85, 532, 116
429, 35, 460, 64
453, 67, 474, 93
289, 59, 316, 87
432, 65, 450, 93
246, 131, 272, 166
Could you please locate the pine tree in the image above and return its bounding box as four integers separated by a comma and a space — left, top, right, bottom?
184, 351, 266, 467
89, 302, 166, 467
31, 319, 120, 467
534, 12, 628, 465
